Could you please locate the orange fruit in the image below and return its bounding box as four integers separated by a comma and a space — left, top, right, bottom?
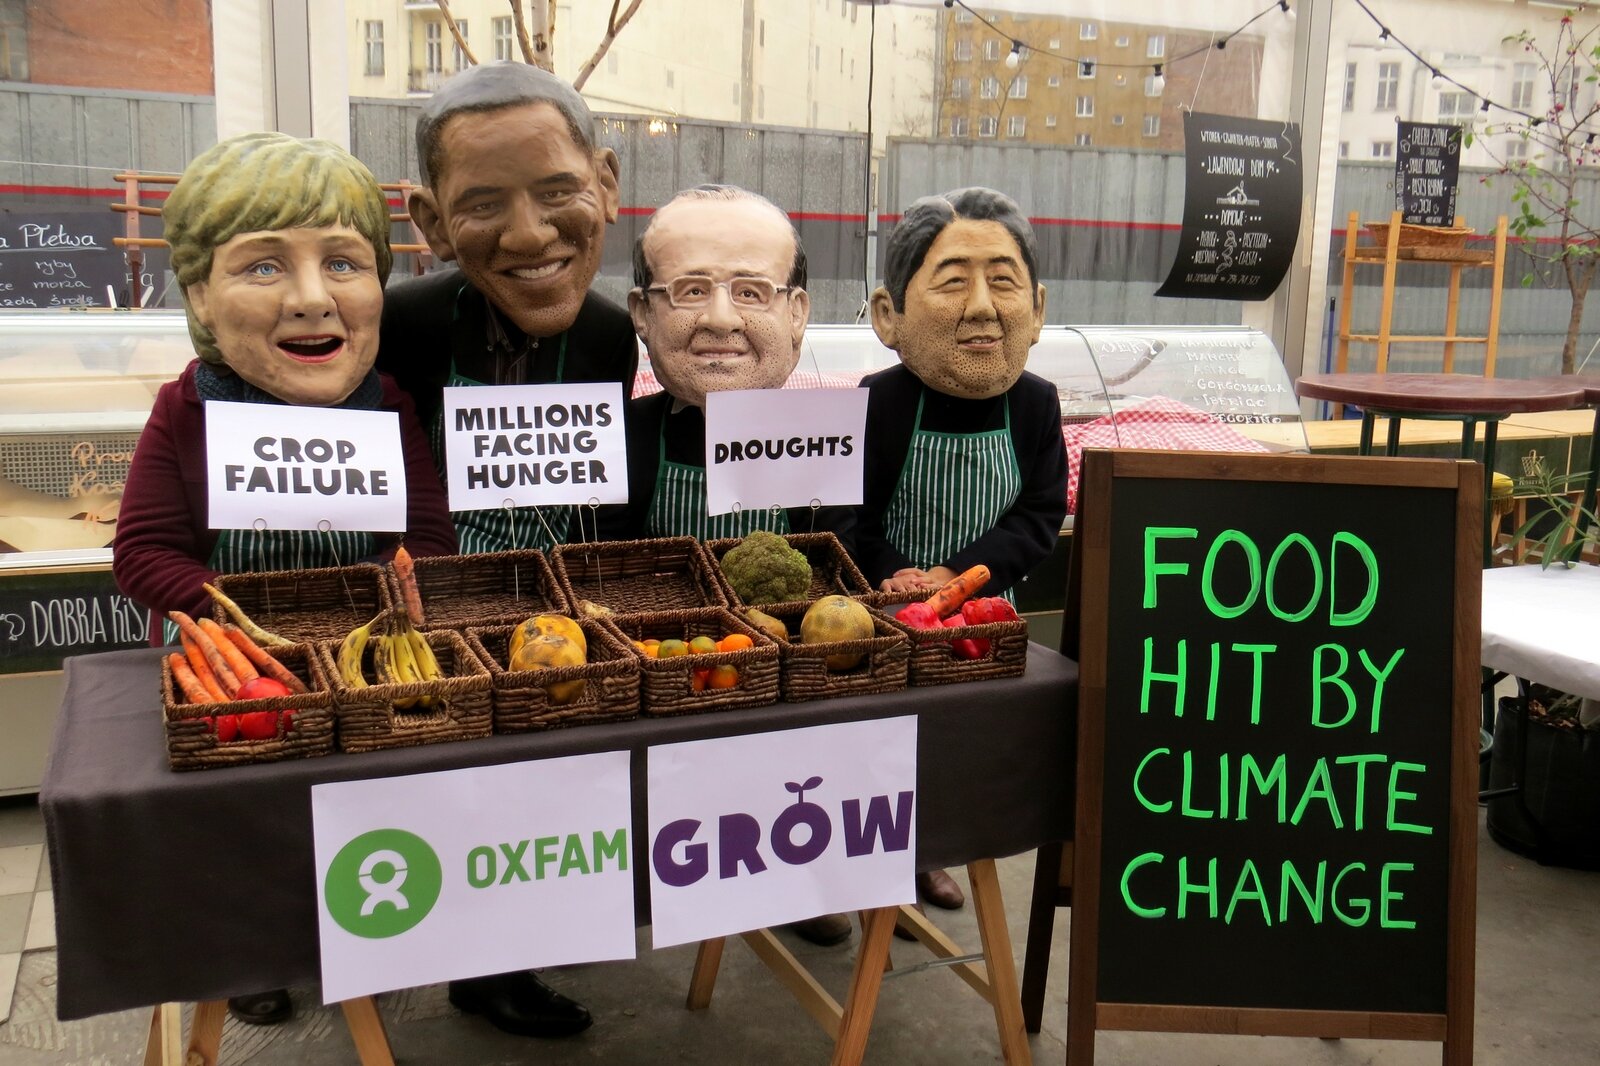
688, 635, 719, 655
691, 668, 709, 692
717, 633, 754, 652
709, 664, 739, 689
657, 639, 689, 658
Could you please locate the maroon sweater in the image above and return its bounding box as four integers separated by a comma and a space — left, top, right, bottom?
113, 361, 457, 628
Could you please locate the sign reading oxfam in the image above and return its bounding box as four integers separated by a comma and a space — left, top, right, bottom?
312, 753, 635, 1003
324, 829, 443, 939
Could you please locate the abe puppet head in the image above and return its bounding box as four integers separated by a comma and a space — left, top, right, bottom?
870, 187, 1046, 400
165, 132, 393, 407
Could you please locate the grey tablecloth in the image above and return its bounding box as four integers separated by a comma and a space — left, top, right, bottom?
41, 644, 1077, 1020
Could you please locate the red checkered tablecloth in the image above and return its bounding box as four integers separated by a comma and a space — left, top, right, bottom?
632, 368, 863, 397
1063, 396, 1270, 513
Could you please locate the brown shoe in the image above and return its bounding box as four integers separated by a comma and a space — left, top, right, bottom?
917, 868, 966, 910
893, 903, 922, 941
787, 913, 852, 947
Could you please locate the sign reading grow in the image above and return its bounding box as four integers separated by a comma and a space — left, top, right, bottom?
1068, 449, 1478, 1065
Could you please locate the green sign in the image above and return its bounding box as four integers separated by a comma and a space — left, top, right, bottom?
324, 828, 444, 939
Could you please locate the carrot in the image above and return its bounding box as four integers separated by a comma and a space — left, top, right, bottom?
222, 624, 309, 694
168, 653, 216, 704
202, 582, 293, 647
924, 564, 991, 619
170, 611, 240, 696
181, 634, 229, 702
198, 617, 259, 687
393, 544, 426, 628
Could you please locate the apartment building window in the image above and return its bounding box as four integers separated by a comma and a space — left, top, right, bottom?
979, 116, 998, 138
955, 9, 973, 22
1048, 38, 1061, 50
1045, 114, 1057, 128
1511, 62, 1535, 110
1009, 115, 1026, 138
1343, 62, 1357, 111
980, 75, 1000, 99
1506, 138, 1528, 161
954, 39, 971, 62
1080, 61, 1096, 80
1080, 22, 1098, 41
1115, 35, 1130, 48
1375, 62, 1399, 110
1438, 90, 1475, 129
1076, 95, 1093, 117
951, 116, 969, 137
1048, 75, 1060, 87
951, 76, 969, 99
1372, 139, 1394, 158
425, 21, 443, 73
1009, 75, 1027, 99
1075, 132, 1092, 146
1144, 74, 1163, 96
452, 20, 469, 69
1143, 114, 1160, 137
1147, 34, 1165, 59
363, 21, 384, 76
1339, 141, 1349, 158
984, 38, 1001, 61
1111, 114, 1124, 126
492, 16, 512, 61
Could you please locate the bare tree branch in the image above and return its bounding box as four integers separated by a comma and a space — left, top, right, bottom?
528, 0, 555, 72
574, 0, 645, 91
434, 0, 477, 67
510, 0, 537, 66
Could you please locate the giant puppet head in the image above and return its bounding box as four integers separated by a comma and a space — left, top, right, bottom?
628, 184, 810, 409
869, 187, 1047, 400
409, 62, 621, 340
165, 132, 393, 407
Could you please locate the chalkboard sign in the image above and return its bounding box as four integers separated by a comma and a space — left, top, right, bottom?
1156, 112, 1301, 302
1067, 450, 1478, 1065
0, 210, 127, 309
0, 569, 150, 674
1396, 122, 1463, 227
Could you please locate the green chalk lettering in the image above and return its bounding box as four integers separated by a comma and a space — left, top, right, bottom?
1238, 752, 1288, 823
1311, 643, 1358, 729
1232, 643, 1276, 725
1265, 533, 1323, 622
1330, 531, 1380, 626
1143, 526, 1198, 608
1331, 861, 1371, 927
1379, 862, 1418, 929
1358, 647, 1406, 733
1226, 859, 1272, 926
1180, 750, 1214, 818
1133, 748, 1173, 814
1386, 761, 1433, 835
593, 828, 628, 872
1141, 637, 1187, 716
1205, 642, 1221, 721
1218, 751, 1231, 820
1291, 757, 1344, 829
1177, 855, 1219, 919
1334, 753, 1389, 830
1121, 852, 1167, 918
1279, 858, 1327, 923
1201, 529, 1262, 619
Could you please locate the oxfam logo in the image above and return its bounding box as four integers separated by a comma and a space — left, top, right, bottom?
325, 829, 443, 939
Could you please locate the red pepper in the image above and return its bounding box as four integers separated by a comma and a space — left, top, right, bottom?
943, 615, 987, 659
895, 602, 942, 629
962, 597, 1017, 625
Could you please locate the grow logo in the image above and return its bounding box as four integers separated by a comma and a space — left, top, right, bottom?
324, 828, 442, 939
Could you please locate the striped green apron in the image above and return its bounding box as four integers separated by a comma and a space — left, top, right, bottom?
881, 388, 1021, 602
431, 337, 571, 553
646, 417, 790, 540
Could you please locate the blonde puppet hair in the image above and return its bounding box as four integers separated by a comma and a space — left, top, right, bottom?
164, 132, 394, 364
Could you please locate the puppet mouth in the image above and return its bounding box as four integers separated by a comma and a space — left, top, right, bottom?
507, 259, 568, 282
277, 335, 344, 360
957, 334, 1002, 350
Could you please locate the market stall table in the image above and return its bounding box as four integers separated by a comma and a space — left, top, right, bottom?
41, 642, 1077, 1064
1294, 372, 1586, 566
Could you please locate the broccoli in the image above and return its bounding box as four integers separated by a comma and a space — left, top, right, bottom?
721, 530, 812, 604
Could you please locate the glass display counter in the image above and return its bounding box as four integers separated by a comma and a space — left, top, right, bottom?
0, 309, 193, 794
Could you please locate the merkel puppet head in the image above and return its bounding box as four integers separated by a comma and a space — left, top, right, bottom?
165, 132, 393, 407
870, 187, 1046, 400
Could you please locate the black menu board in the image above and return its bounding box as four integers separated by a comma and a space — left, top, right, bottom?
1156, 112, 1301, 302
1396, 121, 1463, 226
0, 210, 127, 309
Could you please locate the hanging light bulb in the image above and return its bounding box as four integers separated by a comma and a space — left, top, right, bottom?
1005, 41, 1021, 69
1378, 26, 1390, 41
1279, 0, 1295, 17
1431, 68, 1444, 87
1216, 37, 1228, 51
1151, 64, 1166, 93
1481, 97, 1491, 113
1081, 59, 1094, 77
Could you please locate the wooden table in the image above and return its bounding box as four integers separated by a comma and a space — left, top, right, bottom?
43, 645, 1077, 1066
1294, 373, 1586, 566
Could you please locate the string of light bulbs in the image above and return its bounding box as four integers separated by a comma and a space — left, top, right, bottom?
943, 0, 1294, 92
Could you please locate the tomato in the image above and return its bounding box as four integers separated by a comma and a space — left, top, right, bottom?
208, 714, 240, 743
236, 677, 292, 701
237, 710, 281, 740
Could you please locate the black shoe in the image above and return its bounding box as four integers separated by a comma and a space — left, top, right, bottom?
228, 989, 293, 1026
448, 971, 593, 1039
787, 913, 852, 947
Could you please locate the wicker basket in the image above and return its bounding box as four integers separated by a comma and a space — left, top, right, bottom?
705, 531, 874, 609
162, 643, 335, 771
552, 538, 729, 617
317, 621, 492, 752
465, 618, 640, 732
1365, 220, 1474, 250
749, 599, 909, 702
390, 550, 566, 629
880, 601, 1030, 686
604, 607, 779, 716
210, 563, 391, 643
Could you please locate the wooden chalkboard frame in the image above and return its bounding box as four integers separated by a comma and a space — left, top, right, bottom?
1067, 449, 1479, 1066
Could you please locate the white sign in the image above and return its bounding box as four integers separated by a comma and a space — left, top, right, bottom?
703, 388, 868, 517
647, 717, 917, 948
312, 753, 636, 1003
205, 401, 408, 533
441, 383, 628, 511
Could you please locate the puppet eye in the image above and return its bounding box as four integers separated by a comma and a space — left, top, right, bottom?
248, 261, 281, 278
328, 258, 357, 274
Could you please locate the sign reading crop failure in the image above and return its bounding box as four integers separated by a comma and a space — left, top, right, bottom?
1072, 450, 1477, 1035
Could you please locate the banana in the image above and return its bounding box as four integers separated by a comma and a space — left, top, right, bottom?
408, 628, 444, 681
337, 619, 374, 689
371, 630, 393, 684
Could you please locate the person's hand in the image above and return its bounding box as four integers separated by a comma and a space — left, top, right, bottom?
922, 565, 960, 588
879, 568, 931, 594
